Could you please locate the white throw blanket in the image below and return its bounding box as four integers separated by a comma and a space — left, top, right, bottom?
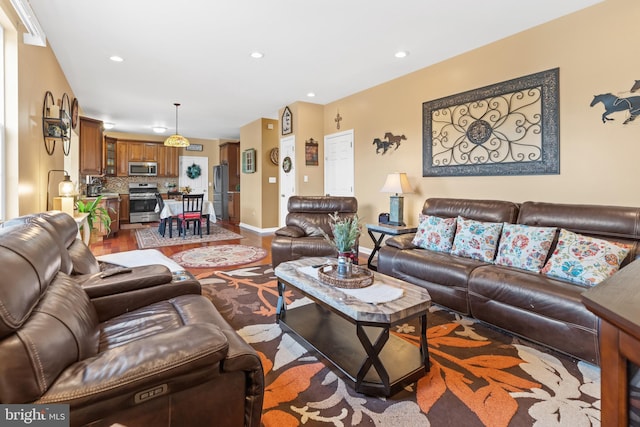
97, 249, 185, 272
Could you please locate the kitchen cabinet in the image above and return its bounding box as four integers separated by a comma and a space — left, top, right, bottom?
128, 141, 158, 162
104, 197, 120, 237
228, 192, 240, 224
119, 194, 130, 223
116, 141, 129, 176
79, 117, 104, 175
81, 196, 120, 238
158, 145, 179, 177
103, 137, 117, 176
220, 142, 240, 191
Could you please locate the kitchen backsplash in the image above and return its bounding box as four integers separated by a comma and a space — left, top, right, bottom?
81, 176, 179, 195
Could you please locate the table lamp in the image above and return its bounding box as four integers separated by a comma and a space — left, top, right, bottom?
52, 172, 76, 216
380, 172, 412, 226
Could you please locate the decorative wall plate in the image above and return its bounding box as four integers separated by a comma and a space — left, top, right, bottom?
71, 98, 79, 129
269, 147, 279, 165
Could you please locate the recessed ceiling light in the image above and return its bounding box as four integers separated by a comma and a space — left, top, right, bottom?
109, 55, 124, 62
103, 122, 115, 130
394, 50, 409, 58
307, 92, 316, 98
250, 52, 264, 59
153, 126, 167, 134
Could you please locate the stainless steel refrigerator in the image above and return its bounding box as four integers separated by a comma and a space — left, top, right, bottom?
213, 164, 229, 220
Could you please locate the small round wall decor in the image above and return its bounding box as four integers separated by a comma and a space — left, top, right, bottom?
186, 163, 201, 179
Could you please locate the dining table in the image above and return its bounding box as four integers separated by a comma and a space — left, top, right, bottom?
155, 199, 217, 235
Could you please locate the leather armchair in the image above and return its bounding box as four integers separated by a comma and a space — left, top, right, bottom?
271, 196, 358, 268
0, 213, 264, 427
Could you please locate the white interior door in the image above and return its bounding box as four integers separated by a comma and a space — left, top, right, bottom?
324, 129, 354, 196
279, 136, 296, 227
179, 155, 209, 198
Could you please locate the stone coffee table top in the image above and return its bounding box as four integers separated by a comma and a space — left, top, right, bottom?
275, 257, 431, 324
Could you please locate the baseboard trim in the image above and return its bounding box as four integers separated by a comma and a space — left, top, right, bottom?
239, 222, 278, 235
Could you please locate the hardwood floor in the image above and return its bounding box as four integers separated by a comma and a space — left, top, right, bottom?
89, 221, 276, 278
89, 221, 368, 278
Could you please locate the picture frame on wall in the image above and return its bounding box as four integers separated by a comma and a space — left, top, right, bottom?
305, 138, 319, 166
242, 148, 256, 173
185, 143, 203, 152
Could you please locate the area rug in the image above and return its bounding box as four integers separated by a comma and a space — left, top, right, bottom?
172, 244, 267, 268
197, 265, 601, 427
135, 225, 243, 249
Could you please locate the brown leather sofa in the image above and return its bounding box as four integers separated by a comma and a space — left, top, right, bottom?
0, 211, 264, 427
378, 198, 640, 364
271, 196, 359, 268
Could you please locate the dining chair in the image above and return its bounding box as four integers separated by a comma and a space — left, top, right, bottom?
179, 193, 204, 238
155, 193, 179, 238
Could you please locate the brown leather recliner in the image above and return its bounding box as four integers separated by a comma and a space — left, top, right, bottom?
0, 213, 264, 427
271, 196, 358, 268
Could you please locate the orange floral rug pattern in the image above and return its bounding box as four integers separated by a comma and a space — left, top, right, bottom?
196, 265, 601, 427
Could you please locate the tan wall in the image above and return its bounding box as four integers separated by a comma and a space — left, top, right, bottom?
290, 101, 324, 195
260, 118, 279, 228
240, 118, 279, 228
323, 0, 640, 230
4, 0, 77, 217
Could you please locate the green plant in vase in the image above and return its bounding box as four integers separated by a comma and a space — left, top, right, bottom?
76, 195, 113, 235
322, 212, 361, 262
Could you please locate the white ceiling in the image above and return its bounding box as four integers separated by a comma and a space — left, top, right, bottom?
29, 0, 601, 140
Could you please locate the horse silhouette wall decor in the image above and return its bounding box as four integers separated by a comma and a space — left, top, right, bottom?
372, 132, 406, 155
590, 81, 640, 125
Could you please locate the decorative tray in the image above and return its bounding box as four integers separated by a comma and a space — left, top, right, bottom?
317, 264, 374, 289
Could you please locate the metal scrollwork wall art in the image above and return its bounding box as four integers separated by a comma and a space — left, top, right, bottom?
372, 132, 406, 155
423, 68, 559, 177
590, 80, 640, 125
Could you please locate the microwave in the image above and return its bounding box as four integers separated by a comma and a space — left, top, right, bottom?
128, 162, 158, 176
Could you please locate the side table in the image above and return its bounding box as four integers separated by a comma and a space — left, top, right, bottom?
366, 223, 417, 271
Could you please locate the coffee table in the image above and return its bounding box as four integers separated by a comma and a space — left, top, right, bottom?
275, 257, 431, 397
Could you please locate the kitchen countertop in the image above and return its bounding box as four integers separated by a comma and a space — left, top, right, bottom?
82, 193, 121, 199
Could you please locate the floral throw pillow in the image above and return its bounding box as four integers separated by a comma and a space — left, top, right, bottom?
494, 223, 557, 273
411, 214, 457, 253
450, 216, 503, 262
541, 229, 631, 286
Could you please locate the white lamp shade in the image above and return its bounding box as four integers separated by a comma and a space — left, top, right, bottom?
58, 175, 75, 196
380, 173, 413, 195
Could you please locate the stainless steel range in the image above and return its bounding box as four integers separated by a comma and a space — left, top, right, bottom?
129, 182, 160, 223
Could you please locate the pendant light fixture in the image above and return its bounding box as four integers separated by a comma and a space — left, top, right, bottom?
164, 103, 190, 147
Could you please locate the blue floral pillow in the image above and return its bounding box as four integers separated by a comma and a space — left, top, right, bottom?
494, 223, 557, 272
450, 216, 503, 262
541, 229, 631, 286
411, 214, 457, 252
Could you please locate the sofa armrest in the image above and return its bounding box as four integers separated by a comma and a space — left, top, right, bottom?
385, 233, 418, 250
275, 225, 306, 238
79, 265, 174, 298
78, 265, 202, 321
38, 324, 228, 406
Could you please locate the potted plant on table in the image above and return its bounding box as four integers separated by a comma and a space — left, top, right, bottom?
323, 212, 361, 274
76, 195, 113, 241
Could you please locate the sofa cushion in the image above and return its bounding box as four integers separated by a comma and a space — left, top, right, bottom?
541, 229, 631, 286
494, 223, 556, 273
412, 214, 456, 252
451, 216, 503, 262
